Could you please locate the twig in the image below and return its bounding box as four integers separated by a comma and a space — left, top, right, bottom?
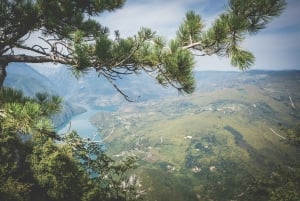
105, 76, 140, 102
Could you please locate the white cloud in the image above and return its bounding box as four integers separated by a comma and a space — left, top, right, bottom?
99, 0, 216, 38
100, 2, 181, 37
242, 0, 300, 70
244, 30, 300, 70
265, 0, 300, 32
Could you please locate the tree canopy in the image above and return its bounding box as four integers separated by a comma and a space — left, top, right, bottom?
0, 0, 286, 98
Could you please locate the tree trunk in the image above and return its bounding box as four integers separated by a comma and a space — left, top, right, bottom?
0, 61, 8, 88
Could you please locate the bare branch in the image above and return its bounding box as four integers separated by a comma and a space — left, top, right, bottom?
17, 32, 32, 44
182, 42, 202, 50
140, 65, 157, 73
0, 47, 11, 55
53, 41, 74, 53
32, 45, 48, 54
38, 37, 54, 50
104, 75, 139, 102
15, 43, 49, 56
14, 37, 74, 62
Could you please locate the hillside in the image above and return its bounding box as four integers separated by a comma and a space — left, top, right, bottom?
4, 63, 300, 200
4, 62, 57, 97
90, 70, 300, 201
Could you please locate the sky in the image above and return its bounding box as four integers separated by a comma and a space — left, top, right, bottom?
98, 0, 300, 71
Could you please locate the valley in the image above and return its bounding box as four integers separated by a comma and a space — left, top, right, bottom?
5, 63, 300, 200
90, 71, 300, 201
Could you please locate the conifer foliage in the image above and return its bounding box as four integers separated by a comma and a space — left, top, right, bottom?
0, 0, 286, 95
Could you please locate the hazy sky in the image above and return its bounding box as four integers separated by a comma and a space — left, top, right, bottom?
99, 0, 300, 71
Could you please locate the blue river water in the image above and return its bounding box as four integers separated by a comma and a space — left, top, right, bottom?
57, 105, 118, 139
57, 108, 100, 138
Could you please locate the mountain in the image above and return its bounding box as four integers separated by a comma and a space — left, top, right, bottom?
4, 62, 57, 97
33, 65, 178, 107
30, 64, 300, 110
4, 63, 86, 128
6, 62, 300, 130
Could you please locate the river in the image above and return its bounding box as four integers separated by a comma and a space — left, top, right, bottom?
57, 105, 117, 139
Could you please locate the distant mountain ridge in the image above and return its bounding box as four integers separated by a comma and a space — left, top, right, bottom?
4, 63, 86, 128
33, 64, 178, 107
6, 63, 300, 101
5, 62, 57, 97
5, 62, 300, 113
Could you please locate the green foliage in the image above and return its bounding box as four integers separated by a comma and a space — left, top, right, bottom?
0, 87, 27, 103
95, 34, 113, 62
0, 0, 287, 96
163, 41, 196, 93
0, 87, 145, 201
0, 88, 61, 134
0, 177, 32, 201
174, 0, 286, 71
0, 128, 33, 201
65, 132, 145, 201
35, 92, 62, 115
30, 135, 84, 201
36, 0, 125, 38
224, 0, 285, 68
133, 36, 196, 94
228, 0, 286, 34
176, 11, 204, 45
230, 49, 255, 70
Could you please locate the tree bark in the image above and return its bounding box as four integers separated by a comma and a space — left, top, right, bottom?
0, 55, 70, 64
0, 55, 71, 88
0, 61, 8, 88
